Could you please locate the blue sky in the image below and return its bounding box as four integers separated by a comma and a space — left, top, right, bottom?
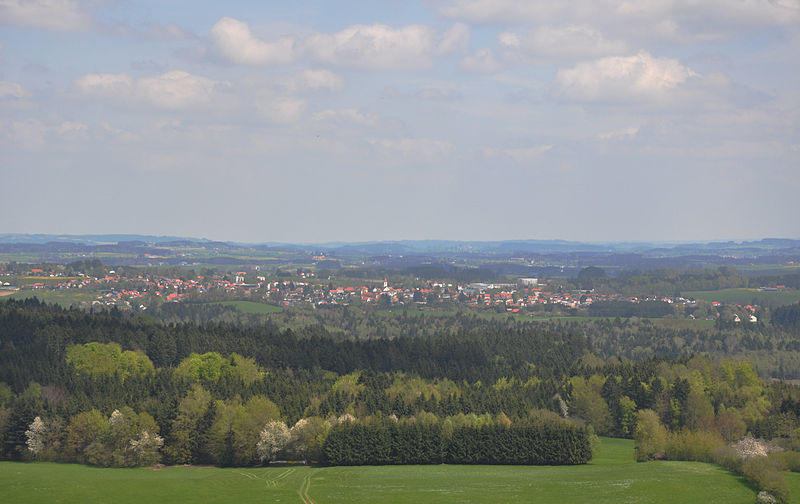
1, 0, 798, 243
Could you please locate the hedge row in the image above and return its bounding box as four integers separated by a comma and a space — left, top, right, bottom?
322, 421, 592, 466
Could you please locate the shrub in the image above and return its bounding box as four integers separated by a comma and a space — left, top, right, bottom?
665, 429, 724, 463
634, 410, 667, 462
741, 457, 790, 504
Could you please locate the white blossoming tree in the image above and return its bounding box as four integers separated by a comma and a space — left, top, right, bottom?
129, 430, 164, 466
288, 417, 331, 462
256, 421, 290, 463
25, 416, 46, 457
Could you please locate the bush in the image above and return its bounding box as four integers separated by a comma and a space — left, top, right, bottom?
712, 445, 742, 473
769, 451, 800, 473
665, 429, 724, 463
741, 457, 790, 504
634, 410, 667, 462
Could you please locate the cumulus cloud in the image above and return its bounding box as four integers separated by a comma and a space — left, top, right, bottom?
210, 17, 295, 65
499, 26, 628, 59
438, 23, 470, 54
74, 73, 134, 98
461, 48, 501, 73
0, 0, 90, 31
286, 69, 344, 93
255, 96, 306, 124
75, 70, 231, 110
0, 80, 28, 99
304, 23, 436, 70
552, 51, 697, 103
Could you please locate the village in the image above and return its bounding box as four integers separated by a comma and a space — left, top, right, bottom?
0, 264, 766, 319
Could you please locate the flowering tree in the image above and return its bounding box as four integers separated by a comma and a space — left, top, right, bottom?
25, 416, 46, 457
129, 430, 164, 466
256, 421, 290, 462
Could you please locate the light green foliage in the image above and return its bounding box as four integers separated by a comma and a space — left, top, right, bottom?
76, 407, 162, 467
207, 395, 281, 465
287, 416, 331, 461
665, 429, 724, 463
634, 409, 668, 462
229, 353, 263, 384
684, 386, 714, 430
66, 342, 154, 380
387, 374, 458, 404
163, 385, 212, 464
720, 360, 761, 388
493, 377, 512, 391
569, 375, 613, 435
617, 396, 637, 437
22, 382, 42, 400
66, 409, 106, 463
0, 382, 12, 406
331, 372, 365, 397
174, 352, 264, 384
175, 352, 229, 383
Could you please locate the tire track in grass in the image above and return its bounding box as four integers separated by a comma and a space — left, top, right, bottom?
237, 467, 296, 489
298, 472, 315, 504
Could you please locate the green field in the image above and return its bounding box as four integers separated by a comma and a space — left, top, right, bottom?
684, 288, 800, 307
0, 439, 761, 504
196, 300, 284, 314
6, 290, 98, 307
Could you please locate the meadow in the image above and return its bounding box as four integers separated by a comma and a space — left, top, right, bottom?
0, 439, 760, 504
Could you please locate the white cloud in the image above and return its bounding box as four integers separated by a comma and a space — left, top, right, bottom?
75, 71, 231, 110
552, 51, 697, 103
597, 126, 639, 140
286, 69, 344, 93
55, 120, 87, 137
499, 26, 628, 59
75, 73, 134, 98
481, 145, 552, 163
210, 17, 295, 65
368, 137, 454, 162
255, 96, 306, 124
304, 24, 436, 70
461, 48, 501, 73
314, 108, 378, 127
0, 118, 88, 148
438, 23, 470, 54
0, 80, 28, 99
137, 71, 230, 110
0, 0, 90, 31
434, 0, 800, 41
105, 20, 193, 41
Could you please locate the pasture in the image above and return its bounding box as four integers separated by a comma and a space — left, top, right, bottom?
0, 439, 760, 504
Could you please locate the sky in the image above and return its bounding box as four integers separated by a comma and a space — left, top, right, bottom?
0, 0, 798, 244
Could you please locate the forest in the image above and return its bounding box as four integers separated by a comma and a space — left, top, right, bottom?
3, 298, 800, 500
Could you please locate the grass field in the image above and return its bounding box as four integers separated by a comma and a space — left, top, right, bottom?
684, 288, 800, 307
195, 300, 284, 314
6, 290, 98, 307
0, 439, 761, 504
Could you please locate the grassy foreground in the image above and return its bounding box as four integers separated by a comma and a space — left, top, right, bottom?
0, 439, 758, 504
